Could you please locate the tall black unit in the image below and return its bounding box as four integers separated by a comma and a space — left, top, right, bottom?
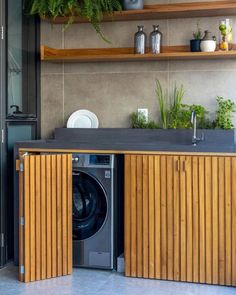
0, 0, 6, 268
0, 0, 40, 265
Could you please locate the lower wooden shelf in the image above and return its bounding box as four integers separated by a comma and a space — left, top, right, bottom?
41, 45, 236, 63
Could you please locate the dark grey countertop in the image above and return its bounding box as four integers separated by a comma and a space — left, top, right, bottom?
14, 128, 236, 154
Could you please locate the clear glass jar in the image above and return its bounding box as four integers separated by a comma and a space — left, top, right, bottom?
134, 25, 146, 54
219, 19, 233, 51
149, 25, 162, 54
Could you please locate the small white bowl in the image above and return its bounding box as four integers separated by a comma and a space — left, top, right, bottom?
200, 40, 216, 52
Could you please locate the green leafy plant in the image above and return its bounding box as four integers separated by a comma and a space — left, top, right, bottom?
193, 22, 202, 40
168, 84, 185, 129
179, 104, 210, 129
24, 0, 122, 41
214, 96, 236, 129
130, 112, 159, 129
155, 80, 169, 129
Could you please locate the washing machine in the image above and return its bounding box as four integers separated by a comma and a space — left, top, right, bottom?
72, 153, 123, 270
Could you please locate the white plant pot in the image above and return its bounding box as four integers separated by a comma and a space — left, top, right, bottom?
200, 40, 216, 52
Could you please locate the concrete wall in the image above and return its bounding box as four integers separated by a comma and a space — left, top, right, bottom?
41, 0, 236, 138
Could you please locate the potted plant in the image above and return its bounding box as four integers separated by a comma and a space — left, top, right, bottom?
24, 0, 122, 41
190, 23, 202, 52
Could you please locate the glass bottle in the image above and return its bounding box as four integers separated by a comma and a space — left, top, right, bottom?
134, 25, 146, 54
150, 25, 162, 54
219, 19, 233, 51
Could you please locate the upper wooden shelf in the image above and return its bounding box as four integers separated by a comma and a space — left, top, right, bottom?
41, 45, 236, 63
44, 1, 236, 24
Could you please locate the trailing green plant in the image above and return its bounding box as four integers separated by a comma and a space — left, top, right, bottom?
193, 22, 202, 40
214, 96, 236, 129
24, 0, 122, 41
130, 112, 159, 129
155, 80, 169, 129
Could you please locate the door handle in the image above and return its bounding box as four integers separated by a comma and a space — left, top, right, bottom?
176, 159, 180, 171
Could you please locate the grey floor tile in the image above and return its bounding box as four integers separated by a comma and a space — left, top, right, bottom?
0, 265, 235, 295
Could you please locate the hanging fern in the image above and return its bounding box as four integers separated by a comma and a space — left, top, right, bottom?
24, 0, 122, 41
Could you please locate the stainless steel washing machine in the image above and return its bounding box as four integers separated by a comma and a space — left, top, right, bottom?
72, 154, 122, 270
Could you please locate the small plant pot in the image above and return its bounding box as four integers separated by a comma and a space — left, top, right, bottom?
190, 39, 201, 52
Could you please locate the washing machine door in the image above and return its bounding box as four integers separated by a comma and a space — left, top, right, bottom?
72, 171, 108, 241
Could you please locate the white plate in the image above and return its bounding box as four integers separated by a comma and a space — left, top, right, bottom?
67, 110, 99, 128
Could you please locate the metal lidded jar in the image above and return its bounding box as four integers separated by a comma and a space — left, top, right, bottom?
134, 25, 146, 54
150, 25, 162, 54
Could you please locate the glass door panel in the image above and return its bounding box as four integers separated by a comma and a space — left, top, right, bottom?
7, 0, 22, 116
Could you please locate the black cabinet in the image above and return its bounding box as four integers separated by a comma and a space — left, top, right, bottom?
0, 0, 40, 265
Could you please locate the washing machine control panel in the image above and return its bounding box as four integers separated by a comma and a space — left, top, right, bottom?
72, 154, 114, 168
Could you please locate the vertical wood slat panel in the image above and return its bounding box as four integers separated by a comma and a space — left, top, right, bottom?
205, 157, 212, 284
124, 154, 236, 287
124, 155, 131, 277
212, 157, 219, 285
23, 156, 30, 283
148, 156, 155, 278
62, 155, 68, 276
199, 157, 206, 283
30, 156, 36, 282
173, 156, 180, 281
20, 154, 72, 282
225, 157, 232, 286
19, 160, 24, 282
180, 156, 187, 282
130, 156, 137, 277
51, 155, 57, 278
167, 156, 173, 281
192, 157, 199, 283
67, 155, 73, 275
160, 156, 167, 280
218, 157, 225, 285
232, 158, 236, 286
41, 156, 47, 280
35, 156, 41, 281
185, 156, 193, 282
136, 156, 143, 278
142, 155, 149, 278
57, 155, 63, 277
154, 156, 161, 279
46, 156, 52, 279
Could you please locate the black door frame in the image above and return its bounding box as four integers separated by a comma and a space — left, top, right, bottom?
0, 0, 6, 268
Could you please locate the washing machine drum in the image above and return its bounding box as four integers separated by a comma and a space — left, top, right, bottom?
72, 171, 108, 240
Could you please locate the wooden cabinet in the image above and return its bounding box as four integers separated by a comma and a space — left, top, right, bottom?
18, 153, 72, 283
124, 154, 236, 286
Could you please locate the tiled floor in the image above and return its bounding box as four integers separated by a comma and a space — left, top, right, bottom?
0, 264, 235, 295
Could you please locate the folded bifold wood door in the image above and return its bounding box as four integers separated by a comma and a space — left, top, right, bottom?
18, 153, 72, 282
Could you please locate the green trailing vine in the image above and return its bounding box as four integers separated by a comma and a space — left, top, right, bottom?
24, 0, 122, 41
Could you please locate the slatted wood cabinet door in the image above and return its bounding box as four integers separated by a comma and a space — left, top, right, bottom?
18, 153, 72, 283
124, 154, 236, 286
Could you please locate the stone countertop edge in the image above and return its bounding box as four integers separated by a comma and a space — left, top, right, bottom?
14, 140, 236, 154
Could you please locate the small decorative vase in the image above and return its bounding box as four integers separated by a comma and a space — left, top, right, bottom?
149, 25, 162, 54
219, 19, 233, 51
200, 30, 216, 52
123, 0, 144, 10
190, 39, 201, 52
134, 25, 146, 54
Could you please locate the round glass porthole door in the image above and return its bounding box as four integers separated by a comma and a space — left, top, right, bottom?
72, 171, 107, 240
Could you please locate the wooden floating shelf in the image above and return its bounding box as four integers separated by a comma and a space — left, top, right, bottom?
41, 45, 236, 63
43, 1, 236, 24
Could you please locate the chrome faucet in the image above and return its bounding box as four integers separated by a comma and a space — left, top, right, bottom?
190, 111, 204, 146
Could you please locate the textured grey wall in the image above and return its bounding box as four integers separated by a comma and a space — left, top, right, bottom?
41, 0, 236, 138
